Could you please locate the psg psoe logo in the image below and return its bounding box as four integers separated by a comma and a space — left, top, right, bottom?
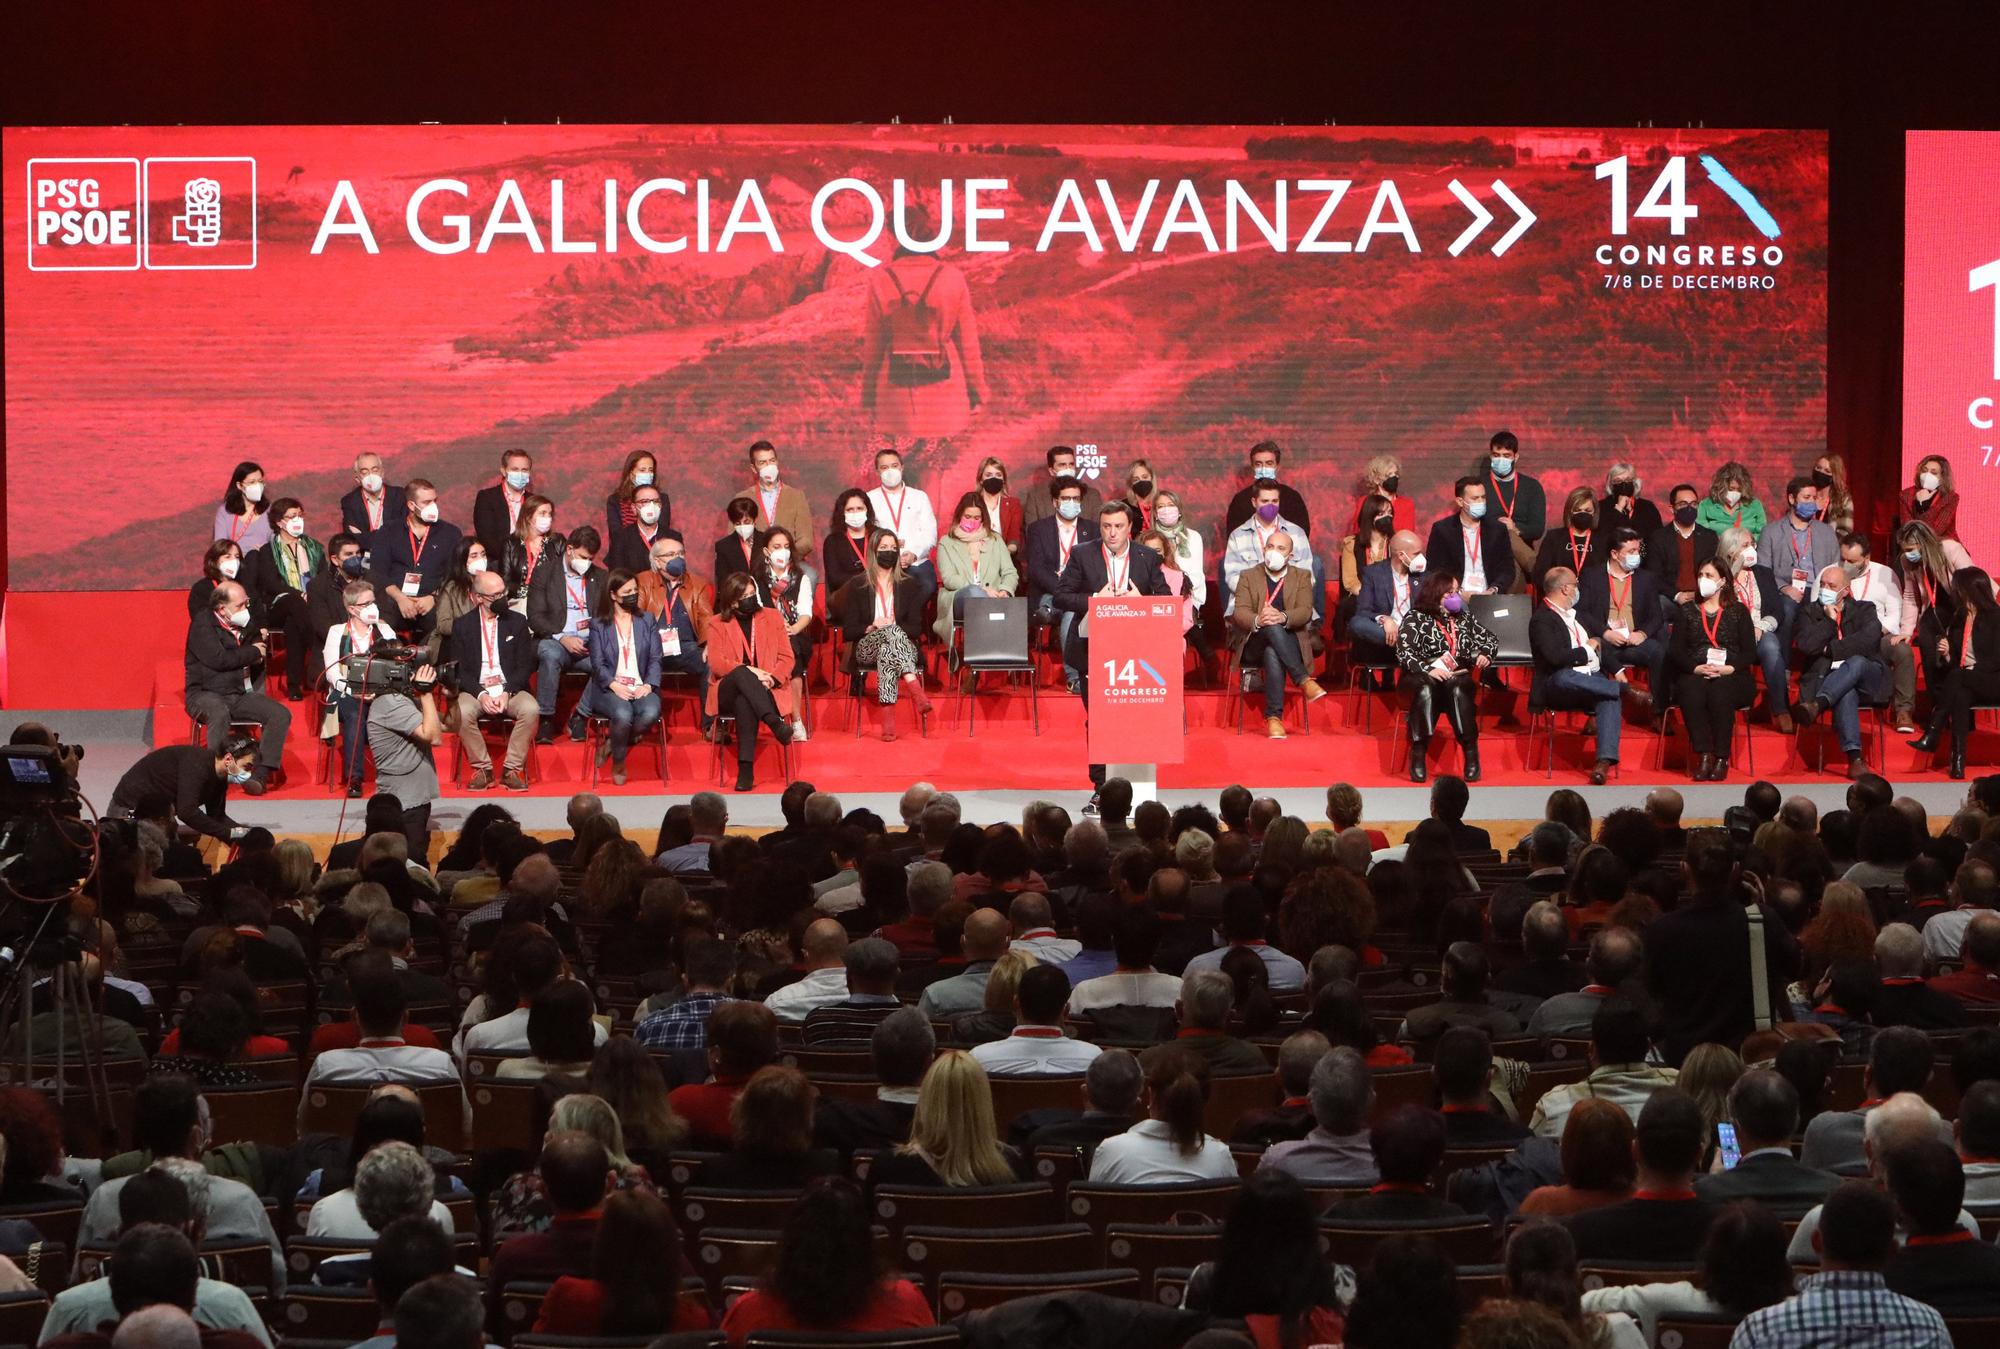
25, 156, 256, 269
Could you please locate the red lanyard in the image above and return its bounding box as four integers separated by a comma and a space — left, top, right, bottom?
229, 513, 250, 542
1608, 568, 1632, 615
1058, 522, 1077, 571
566, 575, 586, 611
1921, 572, 1937, 611
1964, 614, 1977, 669
1905, 1231, 1976, 1248
1700, 604, 1723, 647
1567, 530, 1591, 572
409, 525, 430, 565
1463, 522, 1482, 569
1831, 606, 1844, 641
881, 487, 907, 534
1104, 546, 1128, 593
1851, 571, 1870, 602
759, 487, 779, 527
616, 619, 636, 671
480, 615, 499, 668
847, 534, 867, 569
1266, 574, 1286, 607
1492, 474, 1517, 519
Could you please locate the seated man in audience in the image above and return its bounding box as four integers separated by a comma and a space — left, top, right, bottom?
1007, 892, 1079, 963
1230, 527, 1327, 738
1497, 902, 1586, 1006
43, 1169, 269, 1346
456, 935, 606, 1064
43, 1225, 268, 1349
80, 1078, 285, 1291
402, 1274, 487, 1349
1429, 774, 1492, 853
1957, 1081, 2000, 1212
1012, 1047, 1145, 1157
1696, 1069, 1839, 1208
1184, 886, 1306, 991
1231, 1031, 1328, 1147
301, 959, 463, 1126
1324, 1107, 1466, 1220
657, 790, 727, 873
1791, 561, 1893, 780
1742, 1182, 1952, 1349
634, 938, 737, 1051
1574, 528, 1665, 712
541, 792, 603, 866
1644, 786, 1688, 850
1049, 891, 1118, 986
1800, 1026, 1944, 1174
344, 1215, 458, 1349
800, 937, 902, 1044
1788, 1093, 1979, 1264
1399, 942, 1524, 1051
1065, 901, 1179, 1042
1423, 475, 1515, 596
460, 853, 577, 955
1260, 1047, 1378, 1186
527, 525, 606, 744
1432, 1027, 1530, 1145
915, 907, 1010, 1018
1929, 911, 2000, 1005
667, 1001, 778, 1149
1562, 1089, 1717, 1262
763, 918, 851, 1022
970, 964, 1103, 1076
1527, 926, 1643, 1038
1922, 859, 2000, 964
308, 1141, 455, 1254
814, 1008, 934, 1157
323, 908, 453, 1011
1221, 481, 1312, 599
445, 566, 536, 792
1883, 1138, 2000, 1315
1530, 566, 1623, 784
485, 1132, 614, 1331
1531, 999, 1678, 1139
1142, 969, 1268, 1075
369, 479, 462, 644
1022, 475, 1099, 694
1873, 922, 1967, 1029
1349, 529, 1426, 673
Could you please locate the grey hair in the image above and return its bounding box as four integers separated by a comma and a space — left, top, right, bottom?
871, 1007, 937, 1086
1173, 828, 1217, 878
1874, 923, 1926, 979
113, 1306, 202, 1349
688, 791, 728, 833
343, 881, 392, 925
354, 1140, 434, 1232
150, 1156, 212, 1215
898, 782, 938, 825
1309, 1046, 1374, 1136
366, 907, 412, 951
548, 1093, 632, 1170
1064, 820, 1111, 869
1716, 526, 1755, 571
1085, 1048, 1144, 1114
1606, 461, 1640, 492
844, 937, 900, 983
1179, 968, 1234, 1031
1298, 830, 1339, 870
804, 792, 843, 830
906, 861, 953, 915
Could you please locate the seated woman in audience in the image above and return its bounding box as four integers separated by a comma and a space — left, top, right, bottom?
1670, 553, 1757, 781
1303, 980, 1413, 1069
835, 526, 932, 738
1088, 1048, 1237, 1183
295, 1086, 471, 1208
1913, 565, 2000, 779
0, 1088, 80, 1205
1679, 1044, 1744, 1161
1341, 1231, 1463, 1349
583, 569, 662, 786
1181, 1169, 1344, 1347
490, 1092, 660, 1240
535, 1189, 712, 1336
1531, 487, 1604, 595
1797, 881, 1876, 1003
1695, 460, 1767, 537
1900, 452, 1960, 540
871, 1050, 1022, 1188
307, 1138, 455, 1242
752, 527, 813, 740
427, 537, 489, 657
822, 487, 879, 595
594, 875, 684, 978
971, 455, 1022, 556
1221, 945, 1280, 1038
150, 985, 278, 1086
1581, 1201, 1796, 1345
604, 450, 661, 539
496, 979, 600, 1081
585, 1037, 688, 1175
245, 495, 324, 697
719, 1177, 933, 1343
934, 490, 1019, 647
701, 1065, 841, 1190
1771, 1037, 1830, 1126
1394, 569, 1498, 784
1339, 491, 1396, 599
1150, 489, 1208, 631
1518, 1097, 1636, 1218
705, 572, 797, 793
572, 837, 645, 923
189, 539, 248, 619
503, 494, 557, 608
951, 948, 1033, 1046
1504, 1220, 1647, 1349
214, 460, 271, 550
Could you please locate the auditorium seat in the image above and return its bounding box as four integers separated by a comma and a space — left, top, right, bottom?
1652, 1314, 1739, 1349
468, 1079, 545, 1154
740, 1328, 962, 1347
895, 1224, 1097, 1303
935, 1266, 1142, 1316
677, 1189, 808, 1238
275, 1283, 382, 1341
1102, 1222, 1223, 1291
870, 1183, 1060, 1238
300, 1080, 467, 1151
1578, 1261, 1699, 1290
201, 1082, 299, 1147
1064, 1181, 1239, 1238
1320, 1216, 1495, 1267
0, 1288, 48, 1346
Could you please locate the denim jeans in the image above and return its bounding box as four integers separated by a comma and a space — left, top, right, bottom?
334, 692, 367, 785
1545, 667, 1623, 762
1815, 656, 1891, 752
1602, 631, 1667, 695
1244, 627, 1309, 717
1037, 594, 1081, 688
535, 637, 592, 717
602, 689, 663, 761
1755, 629, 1790, 713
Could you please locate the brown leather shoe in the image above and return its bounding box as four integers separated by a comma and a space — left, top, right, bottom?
467, 768, 494, 790
1590, 760, 1613, 786
1846, 752, 1869, 780
1773, 712, 1796, 734
501, 769, 528, 792
1300, 678, 1328, 703
1266, 716, 1288, 739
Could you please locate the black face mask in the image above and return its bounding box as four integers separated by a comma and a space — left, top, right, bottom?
616, 593, 640, 613
1130, 480, 1154, 498
339, 556, 368, 578
1380, 475, 1400, 495
981, 477, 1004, 494
876, 551, 899, 569
1610, 480, 1637, 498
736, 595, 759, 616
1570, 512, 1596, 532
1811, 469, 1834, 489
1673, 504, 1698, 527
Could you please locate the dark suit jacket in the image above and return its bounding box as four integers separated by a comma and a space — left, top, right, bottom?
713, 531, 766, 585
1644, 890, 1800, 1066
1424, 513, 1516, 593
815, 1097, 917, 1157
1023, 515, 1101, 598
586, 614, 664, 691
1563, 1195, 1719, 1263
1019, 1110, 1139, 1158
339, 484, 406, 537
1596, 493, 1664, 541
368, 519, 463, 600
304, 572, 351, 685
1154, 916, 1217, 976
527, 555, 607, 641
837, 574, 927, 643
1694, 1151, 1839, 1208
1528, 604, 1601, 708
1644, 523, 1719, 598
473, 483, 532, 559
1446, 822, 1493, 854
1873, 978, 1969, 1030
1577, 561, 1665, 639
449, 607, 536, 697
487, 1215, 600, 1329
1052, 543, 1172, 615
184, 612, 267, 698
606, 522, 680, 574
1792, 598, 1885, 703
1355, 558, 1417, 626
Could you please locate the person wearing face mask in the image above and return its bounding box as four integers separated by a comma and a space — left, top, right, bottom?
1481, 432, 1549, 573
244, 497, 325, 701
500, 494, 557, 608
1393, 570, 1499, 782
428, 537, 491, 658
1696, 462, 1766, 537
323, 580, 401, 796
1529, 567, 1623, 784
1597, 462, 1663, 541
369, 480, 463, 642
1813, 454, 1855, 537
821, 489, 878, 595
1790, 563, 1893, 779
1024, 478, 1102, 694
444, 569, 537, 792
1577, 527, 1666, 718
1424, 477, 1516, 598
1229, 528, 1326, 738
185, 582, 291, 794
838, 527, 934, 740
1352, 454, 1411, 538
1644, 484, 1719, 610
934, 491, 1020, 650
1914, 567, 2000, 780
1140, 528, 1201, 644
865, 449, 940, 602
109, 736, 259, 845
1022, 445, 1105, 529
1351, 529, 1427, 676
340, 452, 405, 538
1224, 441, 1314, 536
1715, 525, 1794, 733
755, 528, 816, 741
635, 535, 714, 734
705, 573, 798, 791
473, 450, 538, 558
1223, 484, 1312, 595
1668, 557, 1758, 781
606, 484, 676, 573
604, 450, 665, 540
581, 570, 664, 786
1899, 456, 1959, 542
1893, 521, 1974, 705
715, 497, 765, 584
190, 541, 250, 621
1757, 476, 1841, 659
214, 461, 271, 550
1121, 460, 1161, 532
1531, 488, 1607, 596
1840, 533, 1917, 734
306, 534, 371, 688
742, 440, 815, 569
1150, 489, 1211, 676
1056, 501, 1174, 791
527, 525, 606, 744
973, 456, 1023, 556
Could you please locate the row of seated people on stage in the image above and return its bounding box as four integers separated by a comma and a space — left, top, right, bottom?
30, 767, 2000, 1344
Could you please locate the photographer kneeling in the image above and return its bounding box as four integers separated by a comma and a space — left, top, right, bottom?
108, 736, 259, 846
357, 656, 442, 866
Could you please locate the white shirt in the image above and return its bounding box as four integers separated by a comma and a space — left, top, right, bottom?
1847, 559, 1901, 636
323, 620, 399, 696
1461, 520, 1488, 592
307, 1038, 459, 1089
1550, 600, 1600, 674
764, 966, 851, 1022
1158, 529, 1207, 607
1011, 930, 1083, 964
456, 1000, 609, 1063
764, 567, 816, 619
1391, 567, 1415, 622
968, 1026, 1104, 1076
1066, 969, 1182, 1015
1924, 907, 1982, 963
305, 1187, 455, 1240
1086, 1118, 1237, 1184
867, 485, 938, 560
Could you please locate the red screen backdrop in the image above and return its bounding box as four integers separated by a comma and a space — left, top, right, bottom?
1905, 131, 2000, 563
4, 124, 1826, 590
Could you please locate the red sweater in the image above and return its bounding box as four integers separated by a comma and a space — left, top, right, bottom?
533, 1276, 713, 1336
720, 1280, 933, 1344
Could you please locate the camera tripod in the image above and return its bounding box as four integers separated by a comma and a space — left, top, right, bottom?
0, 952, 115, 1146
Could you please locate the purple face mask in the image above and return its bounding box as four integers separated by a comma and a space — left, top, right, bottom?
1255, 502, 1281, 524
1441, 592, 1465, 615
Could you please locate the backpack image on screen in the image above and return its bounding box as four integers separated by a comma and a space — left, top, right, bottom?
882, 263, 953, 387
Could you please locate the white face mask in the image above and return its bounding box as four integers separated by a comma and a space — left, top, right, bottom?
282, 517, 305, 538
1263, 548, 1289, 572
218, 557, 241, 579
358, 602, 380, 624
241, 482, 264, 503
1698, 576, 1721, 598
1156, 507, 1181, 528
1724, 489, 1742, 506
633, 470, 654, 487
467, 557, 488, 574
228, 606, 252, 628
757, 463, 779, 485
1741, 547, 1760, 569
359, 472, 383, 494
879, 467, 903, 490
844, 509, 869, 529
1407, 553, 1427, 573
568, 554, 591, 576
637, 503, 661, 525
768, 548, 791, 569
1618, 552, 1640, 573
417, 502, 439, 524
733, 522, 756, 540
1920, 471, 1941, 491
531, 514, 552, 536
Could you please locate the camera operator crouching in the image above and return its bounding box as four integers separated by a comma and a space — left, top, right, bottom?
108, 735, 259, 845
358, 654, 443, 866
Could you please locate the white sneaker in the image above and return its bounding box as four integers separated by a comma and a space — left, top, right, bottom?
791, 718, 810, 742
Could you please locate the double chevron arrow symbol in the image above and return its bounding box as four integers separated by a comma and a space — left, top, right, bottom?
1447, 179, 1537, 257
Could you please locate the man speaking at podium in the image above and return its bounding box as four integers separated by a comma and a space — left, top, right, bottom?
1054, 500, 1173, 796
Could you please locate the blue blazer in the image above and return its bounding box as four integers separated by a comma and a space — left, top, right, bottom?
1356, 558, 1403, 622
586, 614, 663, 691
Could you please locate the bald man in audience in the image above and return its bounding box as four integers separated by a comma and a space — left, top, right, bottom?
1930, 912, 2000, 1005
1010, 892, 1080, 963
1779, 794, 1819, 837
1788, 1092, 1980, 1263
764, 919, 851, 1021
918, 908, 1010, 1017
1643, 787, 1686, 849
